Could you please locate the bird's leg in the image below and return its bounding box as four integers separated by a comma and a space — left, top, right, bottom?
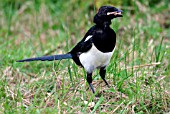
87, 73, 95, 93
100, 67, 110, 88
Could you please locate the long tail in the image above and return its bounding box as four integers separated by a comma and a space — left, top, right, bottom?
16, 53, 72, 62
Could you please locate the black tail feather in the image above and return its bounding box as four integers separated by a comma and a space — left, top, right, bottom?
16, 54, 72, 62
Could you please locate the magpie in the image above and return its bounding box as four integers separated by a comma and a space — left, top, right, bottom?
17, 6, 123, 93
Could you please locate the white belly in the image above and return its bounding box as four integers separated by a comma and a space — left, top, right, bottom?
79, 44, 114, 73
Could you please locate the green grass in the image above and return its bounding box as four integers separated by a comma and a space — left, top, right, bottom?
0, 0, 170, 113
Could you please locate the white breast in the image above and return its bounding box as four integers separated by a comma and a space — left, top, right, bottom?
79, 44, 114, 73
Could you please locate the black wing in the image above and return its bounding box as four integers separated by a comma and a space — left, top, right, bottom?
69, 25, 96, 66
70, 26, 96, 54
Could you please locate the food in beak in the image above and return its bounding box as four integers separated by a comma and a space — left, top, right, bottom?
107, 11, 122, 16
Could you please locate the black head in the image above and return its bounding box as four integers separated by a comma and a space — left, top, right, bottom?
93, 6, 123, 27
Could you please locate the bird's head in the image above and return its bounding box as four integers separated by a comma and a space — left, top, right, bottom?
93, 6, 123, 27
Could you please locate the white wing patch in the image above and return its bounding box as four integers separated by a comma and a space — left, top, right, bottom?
85, 35, 93, 42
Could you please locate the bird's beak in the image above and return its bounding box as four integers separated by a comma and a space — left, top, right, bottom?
107, 9, 123, 17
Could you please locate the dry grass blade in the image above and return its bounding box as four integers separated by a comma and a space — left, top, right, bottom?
125, 62, 161, 70
111, 101, 125, 113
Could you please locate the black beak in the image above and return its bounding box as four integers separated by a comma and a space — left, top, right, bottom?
116, 9, 123, 17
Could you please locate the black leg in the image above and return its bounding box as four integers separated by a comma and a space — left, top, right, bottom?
100, 67, 110, 88
86, 73, 95, 93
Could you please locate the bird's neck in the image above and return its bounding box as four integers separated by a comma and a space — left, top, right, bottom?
93, 15, 111, 29
103, 21, 111, 29
95, 22, 111, 30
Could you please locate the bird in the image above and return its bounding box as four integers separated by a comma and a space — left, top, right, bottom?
17, 6, 123, 93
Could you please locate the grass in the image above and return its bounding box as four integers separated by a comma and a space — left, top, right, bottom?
0, 0, 170, 113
